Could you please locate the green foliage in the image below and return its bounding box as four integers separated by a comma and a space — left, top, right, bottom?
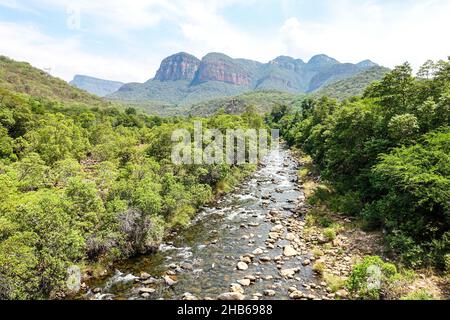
400, 290, 434, 300
323, 228, 337, 241
347, 256, 398, 300
0, 77, 265, 299
270, 58, 450, 269
314, 66, 390, 100
0, 56, 106, 107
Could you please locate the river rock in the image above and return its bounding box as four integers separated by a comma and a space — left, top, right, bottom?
141, 278, 158, 285
289, 291, 304, 299
283, 245, 299, 257
181, 262, 194, 271
218, 292, 245, 300
264, 290, 276, 297
231, 283, 244, 294
140, 272, 152, 280
182, 292, 198, 300
268, 232, 280, 240
285, 233, 296, 241
280, 268, 298, 278
237, 279, 251, 286
244, 275, 257, 281
302, 259, 311, 266
240, 256, 252, 264
271, 225, 284, 233
138, 287, 156, 294
260, 256, 272, 262
252, 248, 264, 255
237, 262, 249, 271
163, 275, 177, 286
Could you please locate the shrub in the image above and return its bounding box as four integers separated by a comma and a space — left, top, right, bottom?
323, 228, 337, 241
445, 254, 450, 275
312, 248, 324, 258
312, 262, 326, 275
347, 256, 398, 300
400, 290, 434, 300
324, 273, 346, 293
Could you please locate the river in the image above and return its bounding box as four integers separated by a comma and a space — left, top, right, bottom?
80, 147, 328, 300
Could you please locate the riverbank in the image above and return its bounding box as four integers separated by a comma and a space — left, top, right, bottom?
292, 149, 449, 300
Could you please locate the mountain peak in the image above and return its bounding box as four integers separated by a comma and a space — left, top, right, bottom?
307, 54, 340, 67
154, 52, 201, 81
356, 59, 378, 68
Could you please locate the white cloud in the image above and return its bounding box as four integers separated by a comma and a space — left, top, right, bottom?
0, 22, 152, 82
279, 0, 450, 68
1, 0, 449, 83
173, 0, 283, 62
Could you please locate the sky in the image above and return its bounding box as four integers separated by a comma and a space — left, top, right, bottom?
0, 0, 449, 83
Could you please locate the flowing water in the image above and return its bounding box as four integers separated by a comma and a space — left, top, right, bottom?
81, 148, 325, 300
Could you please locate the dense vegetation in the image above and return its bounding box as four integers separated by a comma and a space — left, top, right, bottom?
313, 66, 390, 100
269, 59, 449, 270
121, 90, 305, 117
0, 84, 265, 299
0, 56, 107, 107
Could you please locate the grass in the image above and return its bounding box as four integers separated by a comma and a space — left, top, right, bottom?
313, 262, 326, 275
400, 290, 435, 300
312, 248, 325, 258
324, 273, 346, 293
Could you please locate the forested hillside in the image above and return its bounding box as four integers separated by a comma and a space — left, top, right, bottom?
268, 59, 450, 270
313, 66, 390, 100
0, 83, 265, 299
0, 56, 107, 107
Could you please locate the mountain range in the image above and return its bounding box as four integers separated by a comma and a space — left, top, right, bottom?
70, 75, 124, 97
70, 52, 386, 105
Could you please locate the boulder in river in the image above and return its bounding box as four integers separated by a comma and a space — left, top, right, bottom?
252, 248, 264, 255
280, 268, 299, 278
138, 287, 156, 294
218, 292, 245, 300
283, 245, 299, 257
264, 290, 276, 297
182, 292, 198, 300
230, 283, 245, 294
237, 262, 249, 271
140, 272, 151, 280
289, 291, 305, 300
163, 275, 177, 286
237, 279, 251, 286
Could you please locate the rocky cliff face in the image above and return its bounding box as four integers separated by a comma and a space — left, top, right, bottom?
154, 52, 200, 81
107, 52, 383, 105
193, 53, 256, 86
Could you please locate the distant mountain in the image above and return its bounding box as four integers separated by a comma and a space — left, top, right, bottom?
0, 56, 106, 106
107, 52, 383, 105
313, 66, 390, 100
70, 75, 124, 97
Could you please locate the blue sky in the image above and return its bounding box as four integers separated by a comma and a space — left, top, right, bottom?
0, 0, 449, 82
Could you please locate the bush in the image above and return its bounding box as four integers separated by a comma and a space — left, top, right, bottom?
444, 254, 450, 274
400, 290, 434, 300
347, 256, 398, 300
323, 228, 337, 241
324, 274, 346, 293
312, 262, 326, 275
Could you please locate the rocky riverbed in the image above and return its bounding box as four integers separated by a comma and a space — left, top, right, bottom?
77, 147, 380, 300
